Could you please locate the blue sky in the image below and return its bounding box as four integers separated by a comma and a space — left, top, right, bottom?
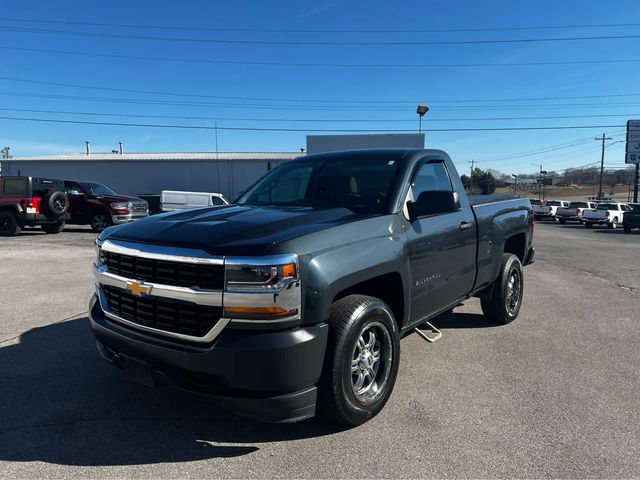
0, 0, 639, 175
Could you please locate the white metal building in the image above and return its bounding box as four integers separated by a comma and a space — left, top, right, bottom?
0, 152, 300, 200
1, 134, 426, 199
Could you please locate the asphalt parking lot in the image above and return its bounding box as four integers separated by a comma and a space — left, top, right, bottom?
1, 222, 639, 478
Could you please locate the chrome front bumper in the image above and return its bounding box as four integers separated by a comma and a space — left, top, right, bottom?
111, 213, 149, 224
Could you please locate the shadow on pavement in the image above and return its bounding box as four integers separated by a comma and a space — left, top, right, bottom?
0, 319, 342, 466
430, 311, 504, 329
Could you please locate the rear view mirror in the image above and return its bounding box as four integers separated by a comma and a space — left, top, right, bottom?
407, 191, 457, 221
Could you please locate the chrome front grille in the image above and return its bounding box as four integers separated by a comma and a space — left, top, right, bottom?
94, 239, 301, 343
103, 285, 223, 338
131, 203, 148, 213
103, 251, 225, 290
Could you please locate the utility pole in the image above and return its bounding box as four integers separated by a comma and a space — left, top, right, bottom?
595, 133, 612, 200
469, 160, 475, 194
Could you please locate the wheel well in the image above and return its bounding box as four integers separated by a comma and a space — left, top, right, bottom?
504, 233, 526, 262
333, 273, 404, 329
0, 205, 18, 215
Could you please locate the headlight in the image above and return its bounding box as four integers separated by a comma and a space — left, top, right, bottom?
224, 256, 300, 322
225, 262, 297, 292
111, 201, 131, 209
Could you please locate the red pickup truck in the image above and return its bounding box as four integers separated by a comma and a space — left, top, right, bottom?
63, 181, 149, 232
0, 176, 69, 236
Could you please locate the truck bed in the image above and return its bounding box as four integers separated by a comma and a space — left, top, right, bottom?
468, 194, 520, 206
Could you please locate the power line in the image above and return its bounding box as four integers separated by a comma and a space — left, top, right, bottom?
3, 91, 640, 112
2, 45, 639, 69
2, 16, 640, 34
4, 25, 640, 46
1, 107, 639, 123
0, 114, 627, 132
2, 75, 640, 104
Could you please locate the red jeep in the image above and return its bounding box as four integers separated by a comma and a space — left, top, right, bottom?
0, 176, 69, 236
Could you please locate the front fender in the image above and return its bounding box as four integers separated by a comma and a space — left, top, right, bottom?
301, 232, 410, 326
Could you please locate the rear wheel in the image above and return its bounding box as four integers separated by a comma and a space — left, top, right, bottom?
557, 218, 566, 224
90, 212, 112, 233
0, 210, 21, 236
584, 222, 593, 228
41, 221, 65, 234
609, 217, 618, 229
318, 295, 400, 426
481, 254, 524, 325
624, 225, 632, 233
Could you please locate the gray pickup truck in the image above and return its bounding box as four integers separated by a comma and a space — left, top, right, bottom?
89, 149, 534, 426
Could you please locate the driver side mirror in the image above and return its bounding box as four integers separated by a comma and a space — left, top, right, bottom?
407, 191, 457, 221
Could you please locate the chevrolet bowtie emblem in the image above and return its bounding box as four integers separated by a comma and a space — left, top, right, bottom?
125, 281, 152, 297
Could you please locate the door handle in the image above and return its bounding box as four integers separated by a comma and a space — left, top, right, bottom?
459, 221, 472, 231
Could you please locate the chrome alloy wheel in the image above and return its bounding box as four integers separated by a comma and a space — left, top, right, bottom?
350, 321, 393, 404
505, 269, 522, 315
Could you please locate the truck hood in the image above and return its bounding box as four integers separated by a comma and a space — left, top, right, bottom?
102, 204, 372, 256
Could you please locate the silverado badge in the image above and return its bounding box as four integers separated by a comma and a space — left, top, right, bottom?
125, 280, 152, 297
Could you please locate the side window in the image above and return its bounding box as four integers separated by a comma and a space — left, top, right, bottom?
3, 178, 28, 195
64, 181, 83, 196
211, 196, 224, 205
412, 162, 454, 199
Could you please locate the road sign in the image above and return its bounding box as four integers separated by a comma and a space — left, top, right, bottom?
627, 153, 640, 164
626, 120, 640, 164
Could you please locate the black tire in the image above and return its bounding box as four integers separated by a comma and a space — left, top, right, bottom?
558, 218, 566, 224
90, 212, 112, 233
609, 217, 618, 229
42, 190, 69, 220
480, 254, 524, 325
41, 221, 65, 234
318, 295, 400, 426
0, 210, 21, 236
624, 225, 631, 233
584, 222, 593, 228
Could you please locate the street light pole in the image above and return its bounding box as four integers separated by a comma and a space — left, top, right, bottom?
416, 105, 429, 135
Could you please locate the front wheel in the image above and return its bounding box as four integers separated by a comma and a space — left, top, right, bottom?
90, 212, 112, 233
481, 254, 524, 325
0, 210, 21, 236
41, 221, 65, 234
318, 295, 400, 426
557, 218, 566, 224
609, 217, 618, 229
584, 222, 593, 228
624, 225, 632, 233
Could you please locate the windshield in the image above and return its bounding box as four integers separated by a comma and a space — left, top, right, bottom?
569, 202, 589, 208
631, 204, 640, 212
545, 200, 562, 206
236, 156, 402, 214
80, 182, 117, 196
530, 200, 542, 206
596, 203, 617, 210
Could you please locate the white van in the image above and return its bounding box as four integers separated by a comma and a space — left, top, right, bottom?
160, 190, 230, 212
